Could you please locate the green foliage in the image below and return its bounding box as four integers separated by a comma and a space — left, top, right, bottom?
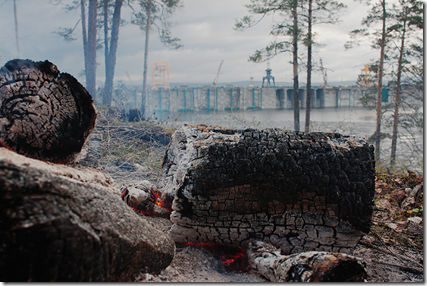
131, 0, 183, 49
53, 26, 79, 42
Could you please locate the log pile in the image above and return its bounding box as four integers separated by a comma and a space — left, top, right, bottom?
0, 59, 96, 163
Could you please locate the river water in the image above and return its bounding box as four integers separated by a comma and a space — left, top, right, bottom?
152, 107, 423, 173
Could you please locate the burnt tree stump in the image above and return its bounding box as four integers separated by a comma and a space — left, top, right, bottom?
158, 124, 375, 254
0, 149, 175, 282
0, 59, 97, 163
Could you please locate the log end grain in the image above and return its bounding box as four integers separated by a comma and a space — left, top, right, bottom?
0, 59, 97, 163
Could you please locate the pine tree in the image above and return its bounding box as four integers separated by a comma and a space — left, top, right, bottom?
301, 0, 346, 132
345, 0, 390, 162
132, 0, 183, 119
235, 0, 303, 131
388, 0, 423, 168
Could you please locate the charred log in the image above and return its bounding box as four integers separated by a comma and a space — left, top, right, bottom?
0, 149, 175, 282
158, 124, 375, 254
0, 59, 97, 163
247, 240, 367, 282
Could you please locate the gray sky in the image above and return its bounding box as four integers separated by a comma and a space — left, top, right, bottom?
0, 0, 392, 87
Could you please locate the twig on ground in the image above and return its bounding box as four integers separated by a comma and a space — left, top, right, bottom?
358, 240, 423, 269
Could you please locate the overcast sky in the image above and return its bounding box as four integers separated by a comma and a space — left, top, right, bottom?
0, 0, 395, 87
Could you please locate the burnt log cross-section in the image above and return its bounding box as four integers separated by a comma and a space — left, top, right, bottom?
157, 124, 375, 255
0, 59, 97, 163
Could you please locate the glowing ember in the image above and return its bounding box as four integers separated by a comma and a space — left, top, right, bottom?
121, 186, 172, 218
178, 242, 249, 272
153, 191, 172, 212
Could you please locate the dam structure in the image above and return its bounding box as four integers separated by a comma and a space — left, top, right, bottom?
145, 86, 385, 117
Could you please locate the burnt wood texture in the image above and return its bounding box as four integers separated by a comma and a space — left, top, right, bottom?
158, 124, 375, 254
0, 59, 96, 163
0, 155, 175, 282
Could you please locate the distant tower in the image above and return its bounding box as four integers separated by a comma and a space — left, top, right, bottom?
151, 61, 171, 90
248, 77, 255, 88
262, 58, 275, 87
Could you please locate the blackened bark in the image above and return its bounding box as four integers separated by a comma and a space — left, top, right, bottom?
0, 59, 97, 163
159, 125, 375, 253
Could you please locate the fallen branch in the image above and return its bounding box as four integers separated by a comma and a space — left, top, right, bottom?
247, 240, 367, 282
358, 240, 423, 269
366, 259, 423, 275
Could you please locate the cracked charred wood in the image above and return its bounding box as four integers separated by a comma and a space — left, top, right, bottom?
0, 149, 175, 282
0, 59, 96, 163
247, 240, 367, 282
157, 124, 375, 254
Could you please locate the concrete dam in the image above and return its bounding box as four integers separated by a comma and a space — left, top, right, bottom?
145, 86, 385, 117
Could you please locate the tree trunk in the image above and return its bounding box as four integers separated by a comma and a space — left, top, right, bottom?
374, 0, 386, 162
86, 0, 98, 98
141, 0, 153, 119
247, 241, 367, 282
81, 0, 88, 88
0, 150, 175, 282
390, 18, 406, 166
292, 1, 300, 131
0, 59, 97, 164
104, 0, 123, 107
304, 0, 312, 132
103, 0, 109, 105
13, 0, 20, 58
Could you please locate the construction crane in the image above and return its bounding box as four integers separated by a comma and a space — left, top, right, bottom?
125, 70, 135, 86
318, 58, 334, 87
213, 60, 224, 88
319, 58, 327, 86
359, 63, 376, 87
